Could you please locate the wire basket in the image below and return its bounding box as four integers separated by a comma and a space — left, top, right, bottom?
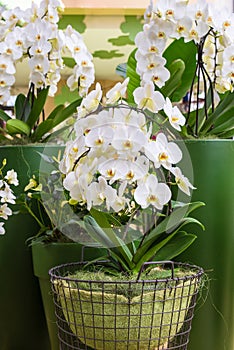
49, 261, 204, 350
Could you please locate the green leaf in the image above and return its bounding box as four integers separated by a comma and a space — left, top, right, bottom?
26, 87, 49, 128
200, 91, 234, 135
32, 119, 54, 142
89, 209, 133, 265
47, 104, 64, 120
161, 59, 185, 100
14, 94, 31, 121
216, 128, 234, 138
126, 49, 141, 103
132, 202, 205, 265
163, 38, 197, 102
155, 231, 197, 261
0, 109, 11, 122
134, 232, 179, 272
209, 113, 234, 135
84, 215, 114, 248
145, 202, 205, 243
52, 98, 82, 127
6, 119, 30, 136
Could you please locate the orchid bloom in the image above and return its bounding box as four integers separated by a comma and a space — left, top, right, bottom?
134, 174, 171, 210
164, 97, 186, 131
133, 81, 165, 112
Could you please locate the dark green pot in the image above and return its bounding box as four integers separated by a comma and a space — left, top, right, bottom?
32, 242, 105, 350
177, 140, 234, 350
0, 145, 62, 350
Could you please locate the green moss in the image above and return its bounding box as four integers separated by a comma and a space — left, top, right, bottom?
55, 268, 199, 350
64, 266, 195, 298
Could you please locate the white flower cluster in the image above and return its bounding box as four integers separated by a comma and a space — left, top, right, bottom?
59, 83, 194, 215
0, 160, 19, 235
0, 0, 94, 104
135, 0, 234, 94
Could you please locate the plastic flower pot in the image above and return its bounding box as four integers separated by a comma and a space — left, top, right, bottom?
32, 242, 105, 350
177, 139, 234, 350
49, 261, 204, 350
0, 145, 62, 350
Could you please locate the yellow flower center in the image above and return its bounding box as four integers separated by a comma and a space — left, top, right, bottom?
172, 116, 179, 123
158, 31, 165, 39
177, 25, 185, 34
159, 152, 168, 161
223, 20, 231, 28
0, 80, 6, 87
126, 170, 134, 180
148, 194, 157, 203
153, 75, 159, 82
16, 40, 23, 46
107, 169, 115, 177
147, 63, 156, 70
166, 9, 174, 17
123, 140, 132, 149
149, 46, 158, 53
95, 137, 104, 145
196, 10, 203, 19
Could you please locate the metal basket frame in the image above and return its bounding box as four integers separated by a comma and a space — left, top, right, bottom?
49, 261, 204, 350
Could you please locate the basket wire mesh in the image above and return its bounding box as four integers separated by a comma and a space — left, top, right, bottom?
49, 261, 204, 350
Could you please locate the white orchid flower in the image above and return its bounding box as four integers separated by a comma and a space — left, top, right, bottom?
144, 132, 182, 169
154, 0, 187, 21
133, 82, 165, 113
0, 203, 12, 220
134, 174, 171, 210
0, 222, 5, 235
4, 169, 19, 186
112, 125, 147, 155
85, 125, 114, 151
111, 181, 130, 212
59, 136, 87, 175
0, 183, 16, 204
170, 167, 196, 196
105, 77, 129, 104
164, 97, 186, 131
77, 82, 103, 118
86, 176, 117, 211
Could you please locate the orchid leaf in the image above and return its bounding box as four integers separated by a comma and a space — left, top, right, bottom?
32, 119, 54, 142
88, 211, 133, 264
15, 93, 31, 121
163, 38, 197, 102
153, 231, 197, 261
126, 49, 140, 103
26, 87, 49, 128
6, 119, 30, 136
52, 98, 82, 127
160, 59, 185, 100
132, 202, 205, 265
200, 91, 234, 135
0, 109, 11, 122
